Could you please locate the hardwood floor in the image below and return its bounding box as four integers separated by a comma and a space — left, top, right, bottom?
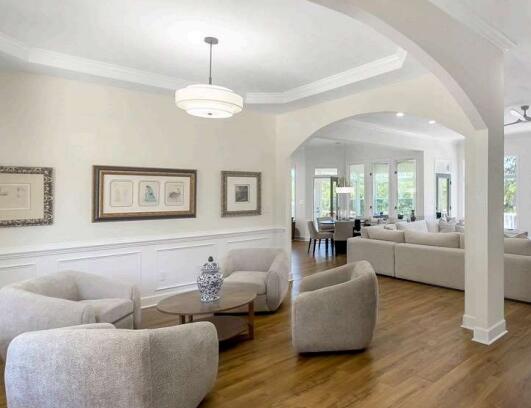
2, 240, 531, 407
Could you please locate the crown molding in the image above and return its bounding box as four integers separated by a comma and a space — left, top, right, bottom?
0, 32, 187, 90
0, 31, 407, 105
245, 49, 407, 104
430, 1, 517, 52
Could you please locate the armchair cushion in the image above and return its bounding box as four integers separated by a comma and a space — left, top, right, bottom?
224, 271, 268, 295
79, 298, 134, 324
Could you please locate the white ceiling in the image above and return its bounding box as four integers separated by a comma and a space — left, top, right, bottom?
0, 0, 416, 101
430, 0, 531, 112
304, 112, 464, 149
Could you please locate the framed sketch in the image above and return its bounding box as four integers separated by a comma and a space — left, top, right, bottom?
222, 171, 261, 217
0, 166, 54, 227
93, 166, 196, 222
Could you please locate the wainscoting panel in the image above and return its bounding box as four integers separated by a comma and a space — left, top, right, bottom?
0, 263, 37, 287
0, 226, 286, 308
57, 251, 143, 286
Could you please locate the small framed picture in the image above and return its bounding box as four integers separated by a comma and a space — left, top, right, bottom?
93, 166, 196, 222
221, 171, 261, 217
0, 166, 54, 227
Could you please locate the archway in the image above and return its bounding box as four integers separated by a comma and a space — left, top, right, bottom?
276, 1, 505, 344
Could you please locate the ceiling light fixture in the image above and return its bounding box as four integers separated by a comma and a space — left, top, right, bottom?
396, 112, 405, 117
175, 37, 243, 119
429, 120, 436, 125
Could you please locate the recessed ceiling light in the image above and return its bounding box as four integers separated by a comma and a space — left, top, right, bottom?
429, 120, 436, 125
396, 112, 404, 117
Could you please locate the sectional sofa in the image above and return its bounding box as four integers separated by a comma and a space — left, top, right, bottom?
347, 220, 531, 302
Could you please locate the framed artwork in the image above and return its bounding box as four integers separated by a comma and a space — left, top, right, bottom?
221, 171, 261, 217
93, 166, 196, 222
0, 166, 54, 227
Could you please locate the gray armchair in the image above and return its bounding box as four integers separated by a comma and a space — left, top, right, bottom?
223, 248, 289, 312
292, 261, 378, 353
5, 322, 219, 408
0, 270, 141, 361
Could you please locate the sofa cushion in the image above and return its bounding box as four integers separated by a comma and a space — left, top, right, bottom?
396, 220, 428, 233
404, 231, 460, 248
360, 224, 385, 238
367, 228, 405, 243
9, 273, 79, 301
439, 219, 457, 233
504, 238, 531, 256
384, 224, 397, 230
79, 298, 133, 324
224, 271, 268, 294
455, 224, 465, 233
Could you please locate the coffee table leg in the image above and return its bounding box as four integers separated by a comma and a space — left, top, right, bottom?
248, 301, 255, 340
179, 315, 186, 325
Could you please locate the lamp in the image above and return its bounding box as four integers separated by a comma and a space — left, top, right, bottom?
175, 37, 243, 118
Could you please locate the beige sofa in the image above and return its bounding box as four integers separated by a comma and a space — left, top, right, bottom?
348, 227, 531, 302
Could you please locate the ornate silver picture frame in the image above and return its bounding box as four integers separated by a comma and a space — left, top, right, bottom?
0, 166, 54, 227
221, 171, 261, 217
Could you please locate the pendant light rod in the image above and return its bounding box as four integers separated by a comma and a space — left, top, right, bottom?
204, 37, 218, 85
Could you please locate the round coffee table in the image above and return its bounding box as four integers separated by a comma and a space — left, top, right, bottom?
156, 284, 257, 342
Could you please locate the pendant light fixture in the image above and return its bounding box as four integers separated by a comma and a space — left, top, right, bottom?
175, 37, 243, 118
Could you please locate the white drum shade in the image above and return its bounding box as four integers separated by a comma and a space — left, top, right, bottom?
175, 84, 243, 118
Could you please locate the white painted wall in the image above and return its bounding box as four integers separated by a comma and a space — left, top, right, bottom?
0, 71, 282, 303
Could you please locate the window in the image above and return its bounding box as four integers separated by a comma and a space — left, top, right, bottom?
349, 164, 365, 217
436, 173, 451, 217
373, 163, 389, 215
504, 155, 517, 229
396, 160, 416, 216
290, 167, 296, 219
314, 168, 338, 176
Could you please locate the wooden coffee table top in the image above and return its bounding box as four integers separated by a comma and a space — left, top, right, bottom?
156, 284, 257, 316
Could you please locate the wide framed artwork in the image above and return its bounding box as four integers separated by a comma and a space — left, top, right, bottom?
221, 171, 261, 217
93, 166, 196, 222
0, 166, 54, 227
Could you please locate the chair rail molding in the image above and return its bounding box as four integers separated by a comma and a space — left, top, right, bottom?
0, 226, 286, 308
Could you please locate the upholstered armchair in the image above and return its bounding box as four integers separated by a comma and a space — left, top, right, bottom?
0, 270, 141, 361
223, 248, 290, 312
5, 322, 219, 408
292, 261, 378, 353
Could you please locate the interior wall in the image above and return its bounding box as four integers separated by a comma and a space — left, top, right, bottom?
0, 71, 282, 304
0, 71, 278, 248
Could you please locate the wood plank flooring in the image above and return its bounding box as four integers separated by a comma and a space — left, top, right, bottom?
2, 240, 531, 407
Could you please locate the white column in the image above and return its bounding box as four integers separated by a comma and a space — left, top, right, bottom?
463, 127, 506, 344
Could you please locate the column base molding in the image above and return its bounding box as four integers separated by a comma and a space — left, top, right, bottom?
472, 319, 507, 345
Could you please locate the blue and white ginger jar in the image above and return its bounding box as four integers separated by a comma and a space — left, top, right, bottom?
197, 256, 224, 303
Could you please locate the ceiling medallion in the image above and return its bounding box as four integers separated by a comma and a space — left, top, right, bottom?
175, 37, 243, 119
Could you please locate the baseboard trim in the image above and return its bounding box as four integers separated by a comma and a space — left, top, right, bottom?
472, 319, 507, 345
461, 314, 476, 330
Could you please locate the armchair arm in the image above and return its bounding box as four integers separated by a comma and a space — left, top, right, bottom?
0, 288, 96, 361
299, 263, 353, 293
265, 252, 290, 311
71, 271, 142, 329
148, 322, 219, 408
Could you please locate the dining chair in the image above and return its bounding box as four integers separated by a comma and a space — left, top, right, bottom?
307, 220, 333, 256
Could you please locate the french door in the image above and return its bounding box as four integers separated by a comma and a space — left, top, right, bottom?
313, 176, 338, 220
